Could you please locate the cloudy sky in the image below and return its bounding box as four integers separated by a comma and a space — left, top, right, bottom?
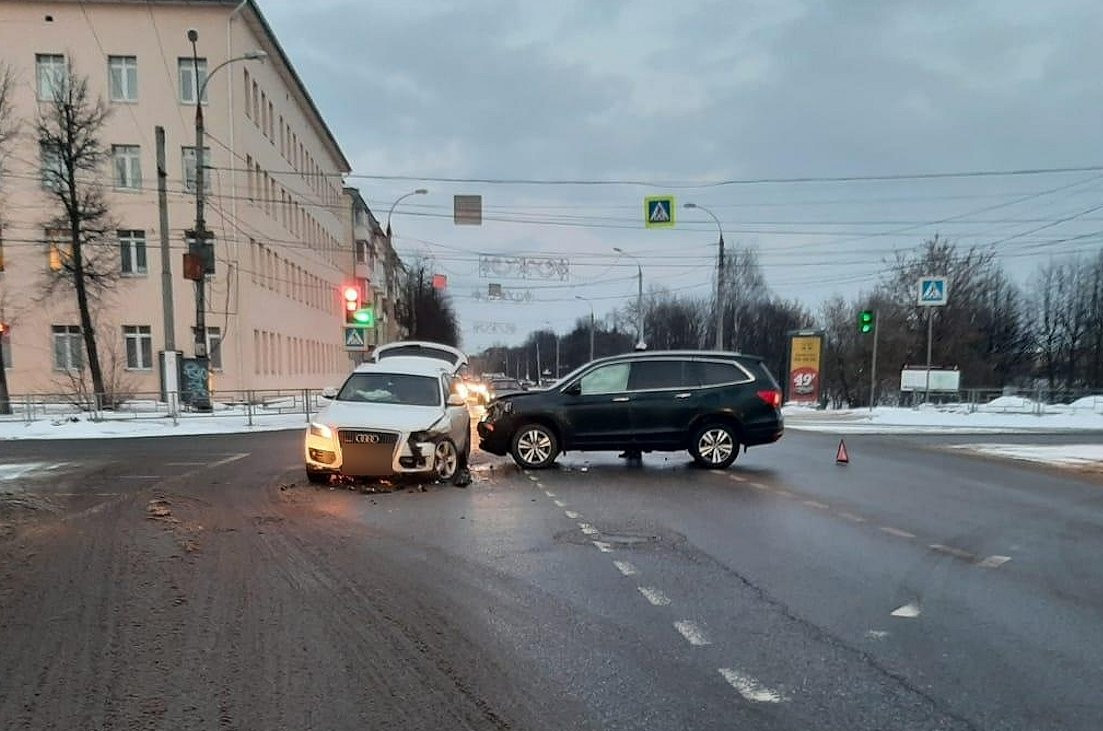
261, 0, 1103, 350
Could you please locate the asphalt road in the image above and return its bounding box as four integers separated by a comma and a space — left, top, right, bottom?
1, 427, 1102, 730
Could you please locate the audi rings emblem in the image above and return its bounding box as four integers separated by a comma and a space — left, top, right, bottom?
354, 433, 381, 444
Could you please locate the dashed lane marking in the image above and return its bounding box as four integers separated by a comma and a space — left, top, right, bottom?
119, 475, 162, 479
838, 511, 867, 523
749, 482, 770, 490
592, 540, 614, 553
673, 620, 712, 646
802, 499, 830, 510
718, 669, 787, 704
890, 601, 921, 618
613, 560, 638, 576
553, 499, 566, 508
209, 453, 250, 468
775, 489, 795, 498
527, 475, 539, 482
578, 523, 599, 535
638, 587, 672, 606
977, 554, 1012, 568
165, 462, 206, 466
930, 543, 976, 560
729, 475, 747, 483
865, 630, 890, 640
878, 526, 916, 539
544, 490, 555, 497
564, 510, 580, 519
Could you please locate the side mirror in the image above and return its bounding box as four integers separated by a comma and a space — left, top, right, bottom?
321, 386, 338, 399
447, 393, 466, 407
563, 382, 582, 396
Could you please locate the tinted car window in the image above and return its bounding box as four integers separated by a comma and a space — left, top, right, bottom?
627, 360, 686, 390
378, 345, 459, 365
687, 361, 747, 387
492, 379, 521, 390
579, 363, 630, 395
337, 373, 442, 406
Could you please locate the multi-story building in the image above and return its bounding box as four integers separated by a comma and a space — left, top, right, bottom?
343, 187, 405, 358
0, 0, 357, 396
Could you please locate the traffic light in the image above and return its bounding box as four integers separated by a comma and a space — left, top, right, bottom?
858, 310, 875, 334
342, 284, 375, 327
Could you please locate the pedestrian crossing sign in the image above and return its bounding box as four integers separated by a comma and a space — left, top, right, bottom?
644, 195, 676, 228
344, 327, 367, 349
917, 276, 949, 306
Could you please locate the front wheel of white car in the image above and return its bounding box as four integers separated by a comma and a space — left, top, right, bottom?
434, 439, 460, 481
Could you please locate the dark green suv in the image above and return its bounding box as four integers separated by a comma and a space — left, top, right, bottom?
477, 351, 783, 470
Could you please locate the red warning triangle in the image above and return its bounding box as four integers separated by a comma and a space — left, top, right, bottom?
836, 439, 849, 464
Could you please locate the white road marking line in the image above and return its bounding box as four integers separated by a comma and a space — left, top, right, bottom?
544, 490, 555, 497
890, 601, 921, 618
865, 630, 890, 640
718, 668, 787, 703
729, 475, 747, 482
878, 526, 916, 539
120, 475, 162, 479
165, 462, 206, 466
592, 540, 614, 553
749, 482, 770, 490
553, 499, 566, 507
209, 453, 250, 468
564, 510, 580, 519
802, 499, 829, 510
775, 489, 795, 498
929, 543, 976, 560
673, 620, 712, 646
527, 475, 538, 481
578, 523, 599, 535
535, 482, 544, 488
838, 511, 867, 523
613, 560, 638, 576
977, 554, 1012, 568
638, 586, 672, 606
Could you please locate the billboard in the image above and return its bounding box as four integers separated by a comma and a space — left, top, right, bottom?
900, 368, 960, 392
787, 331, 824, 405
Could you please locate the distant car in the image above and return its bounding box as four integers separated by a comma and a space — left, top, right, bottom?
372, 341, 469, 376
477, 350, 783, 470
305, 359, 470, 483
457, 377, 490, 405
488, 377, 525, 400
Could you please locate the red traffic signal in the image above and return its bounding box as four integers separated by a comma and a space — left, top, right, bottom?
342, 284, 362, 323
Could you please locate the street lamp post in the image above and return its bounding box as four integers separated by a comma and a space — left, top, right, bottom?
544, 320, 559, 379
187, 29, 265, 408
684, 203, 726, 351
386, 188, 428, 237
613, 247, 645, 350
576, 295, 595, 361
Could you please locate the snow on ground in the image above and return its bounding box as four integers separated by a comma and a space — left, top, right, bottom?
949, 444, 1103, 467
0, 412, 311, 440
785, 405, 1103, 434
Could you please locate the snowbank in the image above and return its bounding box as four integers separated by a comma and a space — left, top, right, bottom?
784, 405, 1103, 434
950, 443, 1103, 467
0, 412, 310, 440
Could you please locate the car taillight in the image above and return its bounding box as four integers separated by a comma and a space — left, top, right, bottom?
757, 389, 782, 409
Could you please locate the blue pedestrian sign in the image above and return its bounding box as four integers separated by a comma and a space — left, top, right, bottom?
344, 327, 367, 349
917, 276, 949, 306
644, 195, 675, 229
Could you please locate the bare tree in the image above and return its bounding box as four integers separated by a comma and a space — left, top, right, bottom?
0, 62, 19, 414
36, 64, 116, 402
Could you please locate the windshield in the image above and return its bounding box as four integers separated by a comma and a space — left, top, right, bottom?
335, 373, 441, 406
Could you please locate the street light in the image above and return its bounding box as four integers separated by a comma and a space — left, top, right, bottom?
187, 29, 266, 409
684, 202, 727, 351
575, 295, 595, 361
613, 247, 645, 350
544, 320, 560, 380
386, 188, 428, 237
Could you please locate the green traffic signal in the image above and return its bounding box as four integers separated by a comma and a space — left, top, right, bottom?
858, 310, 875, 334
351, 308, 375, 327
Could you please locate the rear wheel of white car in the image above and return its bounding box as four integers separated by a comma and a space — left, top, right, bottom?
511, 424, 559, 470
434, 439, 460, 481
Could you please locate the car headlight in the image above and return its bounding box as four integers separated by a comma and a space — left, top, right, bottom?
455, 383, 469, 398
309, 422, 333, 439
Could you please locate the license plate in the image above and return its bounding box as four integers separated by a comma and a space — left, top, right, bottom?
339, 430, 398, 445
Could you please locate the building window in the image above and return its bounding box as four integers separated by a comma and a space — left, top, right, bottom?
119, 230, 147, 275
243, 69, 251, 120
112, 145, 141, 190
178, 57, 208, 104
252, 81, 259, 123
36, 53, 67, 101
181, 146, 210, 192
122, 325, 153, 370
207, 326, 223, 370
52, 325, 83, 370
40, 142, 63, 189
108, 55, 138, 102
0, 227, 5, 272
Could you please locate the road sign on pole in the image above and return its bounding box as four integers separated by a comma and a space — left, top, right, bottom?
344, 327, 367, 350
917, 276, 948, 306
644, 195, 676, 228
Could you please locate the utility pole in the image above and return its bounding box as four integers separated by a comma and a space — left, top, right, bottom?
925, 308, 934, 404
577, 296, 595, 361
869, 309, 879, 411
156, 127, 175, 352
187, 30, 211, 411
683, 203, 726, 350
